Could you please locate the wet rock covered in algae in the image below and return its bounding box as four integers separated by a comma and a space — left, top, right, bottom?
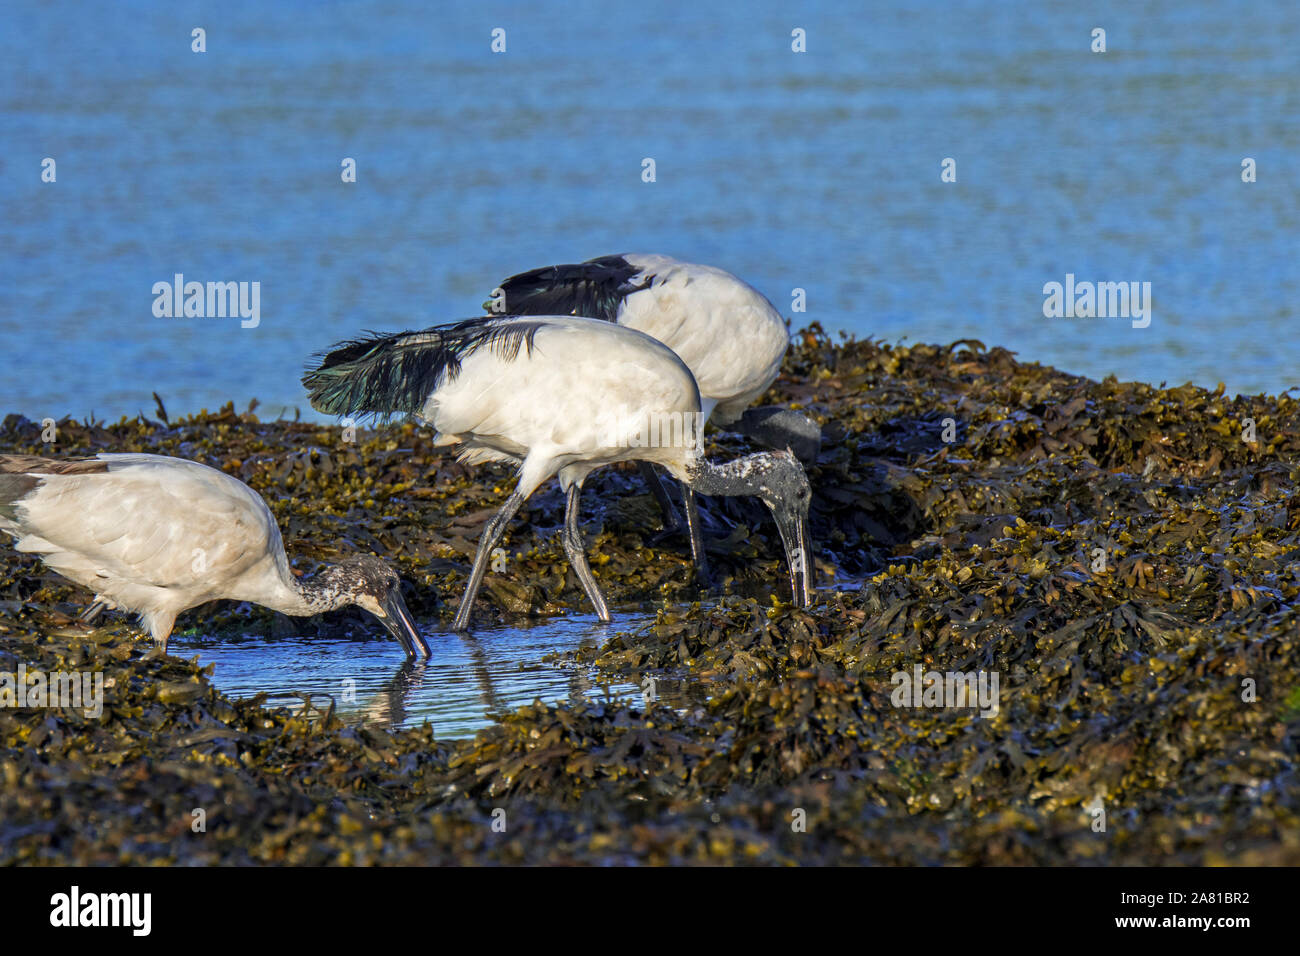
1, 326, 1298, 864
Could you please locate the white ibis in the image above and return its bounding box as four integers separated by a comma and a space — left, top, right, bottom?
487, 253, 821, 538
0, 453, 430, 659
302, 315, 812, 630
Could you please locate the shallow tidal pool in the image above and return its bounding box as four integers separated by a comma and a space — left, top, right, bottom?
174, 612, 662, 738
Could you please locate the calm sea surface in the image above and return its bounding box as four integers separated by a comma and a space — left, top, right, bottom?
2, 0, 1297, 421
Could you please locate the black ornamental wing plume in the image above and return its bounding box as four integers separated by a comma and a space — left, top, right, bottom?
302, 318, 547, 420
487, 255, 652, 322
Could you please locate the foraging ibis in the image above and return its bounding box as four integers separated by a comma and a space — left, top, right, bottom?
0, 453, 430, 659
302, 315, 813, 630
488, 254, 820, 455
487, 253, 821, 534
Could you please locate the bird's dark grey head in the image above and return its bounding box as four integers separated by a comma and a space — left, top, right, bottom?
319, 555, 430, 660
747, 449, 812, 514
685, 450, 813, 606
326, 554, 400, 600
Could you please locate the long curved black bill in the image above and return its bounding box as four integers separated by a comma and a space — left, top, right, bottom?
774, 511, 813, 608
380, 589, 430, 660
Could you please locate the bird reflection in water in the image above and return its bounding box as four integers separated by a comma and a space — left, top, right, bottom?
360, 632, 508, 732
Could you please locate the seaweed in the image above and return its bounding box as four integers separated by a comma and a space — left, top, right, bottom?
1, 327, 1297, 864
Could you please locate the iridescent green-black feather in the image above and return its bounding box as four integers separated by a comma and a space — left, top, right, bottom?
302, 318, 546, 420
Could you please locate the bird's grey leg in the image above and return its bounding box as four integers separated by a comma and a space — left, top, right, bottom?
77, 600, 108, 625
561, 483, 610, 622
638, 461, 683, 535
453, 491, 526, 631
681, 486, 712, 587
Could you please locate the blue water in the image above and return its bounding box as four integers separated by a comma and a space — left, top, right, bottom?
1, 0, 1297, 420
175, 612, 667, 737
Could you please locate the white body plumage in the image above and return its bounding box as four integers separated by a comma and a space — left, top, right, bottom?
421, 317, 706, 498
494, 254, 791, 426
0, 453, 427, 657
610, 255, 789, 424
1, 454, 294, 640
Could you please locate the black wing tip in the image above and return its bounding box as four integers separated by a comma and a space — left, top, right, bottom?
301, 329, 414, 418
304, 328, 393, 369
301, 318, 544, 421
301, 332, 370, 411
490, 257, 644, 323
